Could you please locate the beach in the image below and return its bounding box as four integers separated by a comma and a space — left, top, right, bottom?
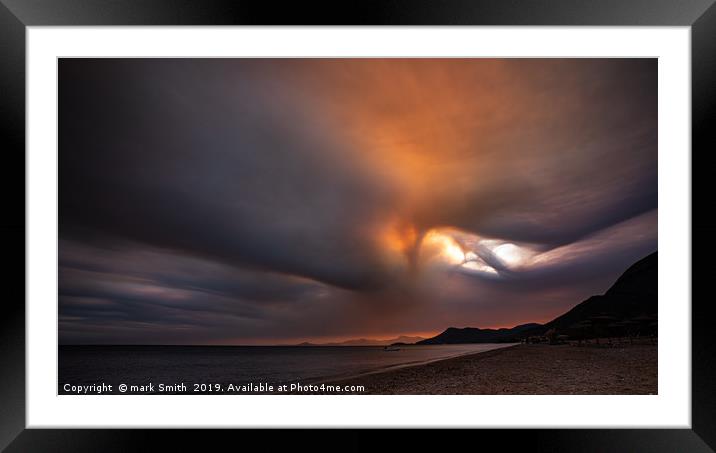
327, 343, 657, 395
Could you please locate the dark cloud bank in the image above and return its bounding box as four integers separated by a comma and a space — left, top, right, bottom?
59, 58, 657, 344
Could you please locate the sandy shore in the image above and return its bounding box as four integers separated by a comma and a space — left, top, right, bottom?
327, 343, 657, 394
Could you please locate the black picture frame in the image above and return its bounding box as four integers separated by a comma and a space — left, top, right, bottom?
1, 1, 713, 451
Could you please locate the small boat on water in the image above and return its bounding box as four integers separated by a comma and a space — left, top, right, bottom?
383, 345, 401, 352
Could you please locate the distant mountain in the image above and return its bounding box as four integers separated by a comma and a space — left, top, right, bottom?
417, 251, 658, 344
296, 335, 426, 346
543, 251, 657, 332
416, 323, 541, 345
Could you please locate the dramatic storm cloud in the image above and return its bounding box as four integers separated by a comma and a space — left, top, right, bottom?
59, 58, 657, 344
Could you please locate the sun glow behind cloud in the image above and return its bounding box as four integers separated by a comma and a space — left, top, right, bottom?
421, 229, 466, 266
416, 227, 538, 278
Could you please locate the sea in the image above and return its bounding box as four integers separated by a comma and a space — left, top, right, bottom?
58, 343, 514, 394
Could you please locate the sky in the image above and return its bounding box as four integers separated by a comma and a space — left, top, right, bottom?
58, 58, 657, 345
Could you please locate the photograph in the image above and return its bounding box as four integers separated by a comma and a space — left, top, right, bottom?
57, 57, 658, 396
2, 0, 710, 447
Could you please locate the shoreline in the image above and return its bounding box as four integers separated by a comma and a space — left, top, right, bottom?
310, 343, 519, 385
323, 342, 657, 395
58, 342, 657, 395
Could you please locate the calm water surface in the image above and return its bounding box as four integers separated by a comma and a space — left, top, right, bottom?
58, 343, 515, 394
